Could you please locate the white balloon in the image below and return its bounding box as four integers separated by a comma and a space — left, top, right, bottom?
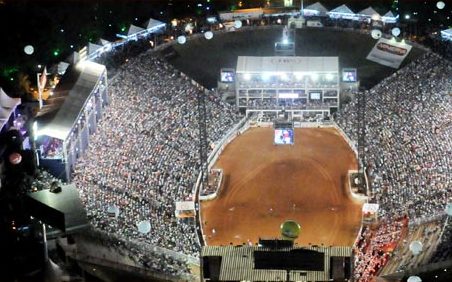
204, 31, 213, 40
391, 27, 401, 37
407, 276, 422, 282
24, 45, 34, 55
409, 241, 423, 255
446, 203, 452, 216
371, 29, 382, 39
437, 1, 445, 10
137, 220, 151, 234
234, 20, 242, 29
177, 35, 186, 44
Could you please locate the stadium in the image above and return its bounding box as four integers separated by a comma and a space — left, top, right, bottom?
0, 1, 451, 282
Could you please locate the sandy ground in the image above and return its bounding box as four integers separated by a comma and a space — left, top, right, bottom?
200, 127, 363, 247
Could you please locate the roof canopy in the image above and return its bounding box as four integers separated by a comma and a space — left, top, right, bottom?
127, 24, 145, 36
358, 7, 380, 19
38, 61, 106, 140
144, 18, 165, 30
328, 4, 356, 19
88, 42, 103, 55
303, 2, 328, 16
441, 28, 452, 41
382, 11, 398, 23
236, 56, 339, 74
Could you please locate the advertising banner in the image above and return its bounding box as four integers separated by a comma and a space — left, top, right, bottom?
366, 38, 412, 69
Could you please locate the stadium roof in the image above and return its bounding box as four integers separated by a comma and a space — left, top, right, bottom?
236, 56, 339, 74
38, 61, 105, 141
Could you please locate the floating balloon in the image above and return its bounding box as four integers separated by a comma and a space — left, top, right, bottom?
391, 27, 401, 37
204, 31, 213, 40
371, 29, 382, 39
280, 220, 301, 240
9, 152, 22, 165
445, 203, 452, 216
409, 241, 423, 255
437, 1, 445, 10
234, 20, 242, 29
137, 220, 151, 234
24, 45, 34, 55
407, 276, 422, 282
107, 205, 120, 217
177, 35, 186, 44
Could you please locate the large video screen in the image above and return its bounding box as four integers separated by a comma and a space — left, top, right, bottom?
342, 69, 357, 82
220, 70, 235, 83
274, 128, 294, 145
309, 92, 321, 100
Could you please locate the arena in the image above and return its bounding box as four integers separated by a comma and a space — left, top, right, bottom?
2, 8, 451, 282
200, 127, 363, 247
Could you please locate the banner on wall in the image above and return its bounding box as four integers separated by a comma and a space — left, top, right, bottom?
366, 38, 412, 69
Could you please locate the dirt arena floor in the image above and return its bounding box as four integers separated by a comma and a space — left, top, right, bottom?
200, 127, 363, 247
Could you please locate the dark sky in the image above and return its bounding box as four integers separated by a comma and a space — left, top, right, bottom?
0, 0, 449, 91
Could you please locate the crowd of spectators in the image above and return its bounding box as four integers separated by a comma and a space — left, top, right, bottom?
71, 51, 239, 274
353, 218, 407, 281
336, 52, 452, 221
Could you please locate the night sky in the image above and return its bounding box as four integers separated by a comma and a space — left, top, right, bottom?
0, 0, 450, 92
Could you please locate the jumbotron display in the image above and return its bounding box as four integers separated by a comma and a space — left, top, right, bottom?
274, 128, 294, 145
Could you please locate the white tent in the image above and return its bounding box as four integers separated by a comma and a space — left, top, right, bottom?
57, 61, 70, 75
441, 28, 452, 41
328, 4, 356, 20
303, 2, 328, 17
98, 38, 111, 46
358, 7, 381, 21
0, 88, 20, 131
88, 42, 103, 56
382, 11, 398, 23
144, 18, 166, 31
127, 24, 145, 36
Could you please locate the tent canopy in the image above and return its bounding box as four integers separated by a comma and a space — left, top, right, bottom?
358, 7, 380, 19
303, 2, 328, 16
441, 28, 452, 41
382, 11, 398, 23
328, 4, 356, 19
144, 18, 165, 30
0, 88, 21, 131
127, 24, 145, 36
38, 61, 106, 141
88, 42, 103, 55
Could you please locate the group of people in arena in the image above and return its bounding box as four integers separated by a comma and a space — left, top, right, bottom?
336, 52, 451, 280
68, 52, 239, 275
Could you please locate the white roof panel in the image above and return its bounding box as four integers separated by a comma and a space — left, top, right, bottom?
236, 56, 339, 73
